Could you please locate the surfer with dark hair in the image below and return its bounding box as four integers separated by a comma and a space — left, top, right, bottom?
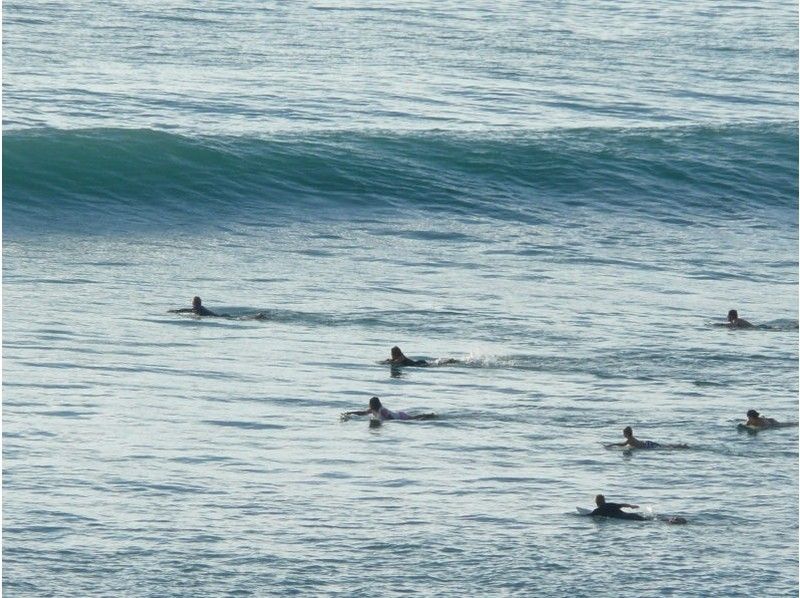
727, 309, 754, 329
742, 409, 797, 430
587, 495, 687, 524
169, 296, 219, 317
341, 396, 436, 421
590, 495, 646, 520
605, 426, 688, 449
745, 409, 779, 429
384, 346, 428, 367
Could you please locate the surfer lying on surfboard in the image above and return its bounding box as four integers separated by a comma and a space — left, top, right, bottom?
740, 409, 798, 430
383, 346, 461, 367
583, 495, 687, 524
726, 309, 754, 329
605, 426, 688, 449
383, 346, 429, 367
168, 296, 220, 317
167, 296, 269, 320
341, 396, 436, 422
589, 494, 645, 520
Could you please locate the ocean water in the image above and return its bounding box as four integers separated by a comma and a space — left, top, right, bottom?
3, 1, 799, 597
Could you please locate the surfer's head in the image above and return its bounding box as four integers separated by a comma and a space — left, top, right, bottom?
727, 309, 738, 322
193, 296, 202, 309
747, 409, 760, 420
623, 426, 633, 438
369, 396, 382, 412
391, 346, 405, 360
595, 494, 606, 506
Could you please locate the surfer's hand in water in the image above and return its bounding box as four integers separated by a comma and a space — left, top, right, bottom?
339, 413, 351, 422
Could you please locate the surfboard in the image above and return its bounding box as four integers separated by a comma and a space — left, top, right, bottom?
737, 423, 760, 433
578, 507, 686, 524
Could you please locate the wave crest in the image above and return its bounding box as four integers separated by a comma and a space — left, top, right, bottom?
4, 123, 797, 232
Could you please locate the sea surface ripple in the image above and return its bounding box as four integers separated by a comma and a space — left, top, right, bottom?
3, 1, 798, 596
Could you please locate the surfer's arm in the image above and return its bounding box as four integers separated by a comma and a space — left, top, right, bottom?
168, 308, 193, 313
604, 441, 627, 447
339, 409, 371, 421
342, 409, 370, 416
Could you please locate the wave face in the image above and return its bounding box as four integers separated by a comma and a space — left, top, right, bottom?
4, 122, 797, 233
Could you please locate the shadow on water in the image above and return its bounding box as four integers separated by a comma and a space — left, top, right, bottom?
202, 420, 286, 430
758, 319, 799, 331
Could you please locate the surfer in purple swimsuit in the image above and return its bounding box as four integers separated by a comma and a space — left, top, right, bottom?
605, 426, 688, 449
341, 396, 436, 421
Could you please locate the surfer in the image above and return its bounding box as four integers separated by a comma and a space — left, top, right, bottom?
384, 346, 428, 367
341, 396, 436, 421
169, 296, 220, 317
589, 495, 646, 520
605, 426, 688, 449
745, 409, 779, 429
727, 309, 754, 329
742, 409, 798, 429
586, 495, 687, 524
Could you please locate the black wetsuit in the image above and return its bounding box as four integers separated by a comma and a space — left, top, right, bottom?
171, 306, 219, 317
394, 357, 428, 367
590, 503, 645, 521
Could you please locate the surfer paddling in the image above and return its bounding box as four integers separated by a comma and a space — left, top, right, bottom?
605, 426, 688, 449
169, 296, 219, 317
726, 309, 754, 329
383, 346, 460, 367
589, 494, 687, 524
384, 346, 428, 367
341, 396, 436, 422
590, 494, 646, 520
742, 409, 797, 430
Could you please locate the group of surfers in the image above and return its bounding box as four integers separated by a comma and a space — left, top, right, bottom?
170, 298, 794, 523
170, 298, 758, 331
